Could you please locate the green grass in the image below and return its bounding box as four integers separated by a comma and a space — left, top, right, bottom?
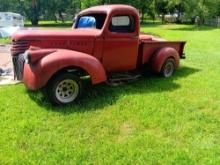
0, 38, 11, 44
0, 24, 220, 164
25, 21, 73, 28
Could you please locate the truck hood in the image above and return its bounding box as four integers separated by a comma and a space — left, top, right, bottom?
12, 28, 101, 41
11, 29, 100, 56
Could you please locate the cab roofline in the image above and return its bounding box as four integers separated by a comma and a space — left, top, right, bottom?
79, 4, 139, 15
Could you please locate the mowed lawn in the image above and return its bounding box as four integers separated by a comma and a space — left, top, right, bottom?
0, 38, 11, 44
0, 24, 220, 164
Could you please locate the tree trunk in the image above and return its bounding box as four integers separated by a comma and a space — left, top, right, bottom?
141, 13, 145, 24
58, 10, 64, 23
54, 14, 58, 23
101, 0, 105, 5
176, 4, 182, 23
198, 0, 206, 25
31, 18, 39, 26
31, 0, 39, 26
176, 12, 181, 23
152, 15, 155, 23
191, 17, 195, 24
199, 17, 205, 25
161, 13, 165, 24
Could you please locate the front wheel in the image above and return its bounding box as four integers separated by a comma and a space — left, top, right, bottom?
160, 58, 175, 78
47, 73, 82, 105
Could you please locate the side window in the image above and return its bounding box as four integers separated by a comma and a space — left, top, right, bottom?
77, 16, 96, 29
75, 14, 107, 29
109, 15, 135, 33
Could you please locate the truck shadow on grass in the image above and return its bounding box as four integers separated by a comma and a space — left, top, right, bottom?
27, 66, 199, 113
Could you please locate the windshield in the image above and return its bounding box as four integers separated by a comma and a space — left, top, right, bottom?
75, 13, 106, 29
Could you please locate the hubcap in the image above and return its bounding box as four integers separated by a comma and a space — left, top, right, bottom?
55, 79, 79, 103
164, 61, 174, 77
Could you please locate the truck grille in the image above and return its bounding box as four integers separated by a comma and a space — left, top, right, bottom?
12, 53, 25, 80
11, 40, 29, 56
11, 40, 29, 80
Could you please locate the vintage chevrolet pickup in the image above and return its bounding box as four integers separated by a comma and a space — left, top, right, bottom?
11, 5, 186, 105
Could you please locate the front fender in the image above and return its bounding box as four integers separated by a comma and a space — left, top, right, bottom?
151, 47, 180, 73
26, 48, 57, 63
23, 49, 107, 90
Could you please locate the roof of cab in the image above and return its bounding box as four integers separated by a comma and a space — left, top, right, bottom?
79, 5, 139, 15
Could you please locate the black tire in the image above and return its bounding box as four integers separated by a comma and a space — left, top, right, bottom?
160, 58, 175, 78
47, 73, 82, 105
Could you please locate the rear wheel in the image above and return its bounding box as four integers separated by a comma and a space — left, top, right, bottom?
47, 73, 82, 105
160, 58, 175, 78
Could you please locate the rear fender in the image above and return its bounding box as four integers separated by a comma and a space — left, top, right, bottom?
23, 49, 107, 90
151, 47, 180, 72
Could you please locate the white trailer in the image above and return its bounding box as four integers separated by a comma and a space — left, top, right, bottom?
0, 12, 24, 38
0, 12, 24, 27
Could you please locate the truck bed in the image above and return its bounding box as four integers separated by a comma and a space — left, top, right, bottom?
140, 40, 186, 65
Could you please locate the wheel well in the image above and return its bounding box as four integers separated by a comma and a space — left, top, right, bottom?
47, 66, 89, 85
150, 47, 179, 73
165, 56, 175, 63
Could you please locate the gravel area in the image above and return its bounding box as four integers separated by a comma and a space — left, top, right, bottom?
0, 44, 12, 69
0, 44, 17, 85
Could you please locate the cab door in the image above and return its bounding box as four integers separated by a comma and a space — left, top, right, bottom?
102, 14, 139, 72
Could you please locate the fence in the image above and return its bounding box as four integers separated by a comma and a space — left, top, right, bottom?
205, 18, 220, 27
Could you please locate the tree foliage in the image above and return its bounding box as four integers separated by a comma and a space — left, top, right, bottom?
0, 0, 219, 25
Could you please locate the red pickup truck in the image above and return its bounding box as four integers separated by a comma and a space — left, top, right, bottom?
11, 5, 186, 105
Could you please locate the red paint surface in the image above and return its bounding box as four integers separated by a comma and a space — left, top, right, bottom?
12, 5, 186, 90
23, 49, 107, 89
141, 41, 186, 65
151, 47, 180, 72
27, 49, 57, 63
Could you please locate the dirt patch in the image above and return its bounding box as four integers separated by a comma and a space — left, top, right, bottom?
0, 44, 12, 69
0, 76, 20, 85
0, 44, 19, 85
117, 123, 134, 143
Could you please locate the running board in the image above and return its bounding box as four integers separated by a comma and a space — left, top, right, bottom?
106, 72, 141, 86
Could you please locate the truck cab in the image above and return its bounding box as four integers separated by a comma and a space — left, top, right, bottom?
11, 5, 186, 105
74, 5, 140, 72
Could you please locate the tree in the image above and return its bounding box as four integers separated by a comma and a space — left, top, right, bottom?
166, 0, 185, 23
0, 0, 219, 26
183, 0, 220, 25
133, 0, 152, 23
30, 0, 39, 25
155, 0, 169, 23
